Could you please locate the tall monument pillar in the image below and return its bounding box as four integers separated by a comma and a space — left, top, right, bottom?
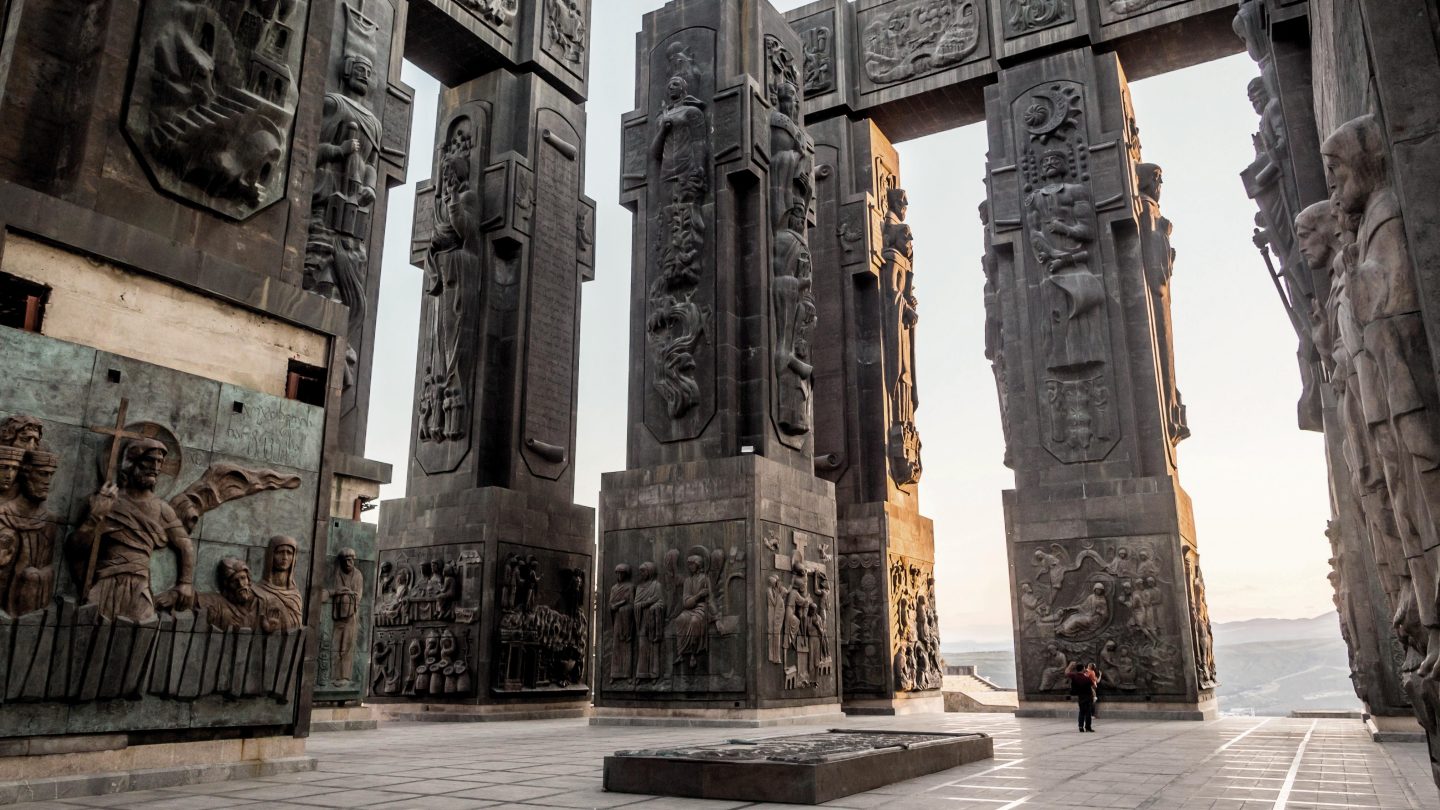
370, 1, 597, 721
806, 116, 941, 714
594, 0, 843, 727
986, 47, 1217, 719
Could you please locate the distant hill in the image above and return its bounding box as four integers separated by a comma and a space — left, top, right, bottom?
938, 612, 1361, 716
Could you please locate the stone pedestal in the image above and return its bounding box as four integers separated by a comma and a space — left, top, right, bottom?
986, 48, 1216, 718
595, 456, 840, 726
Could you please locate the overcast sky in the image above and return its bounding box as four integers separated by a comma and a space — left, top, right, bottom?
366, 1, 1334, 645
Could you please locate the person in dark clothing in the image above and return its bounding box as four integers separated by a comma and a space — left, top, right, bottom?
1067, 661, 1100, 732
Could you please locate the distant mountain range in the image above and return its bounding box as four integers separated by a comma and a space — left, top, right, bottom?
940, 612, 1362, 716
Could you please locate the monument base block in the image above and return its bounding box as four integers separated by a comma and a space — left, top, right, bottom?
1366, 712, 1427, 742
0, 736, 313, 805
377, 700, 591, 723
1016, 695, 1217, 721
603, 730, 993, 804
843, 693, 944, 716
310, 705, 380, 732
590, 704, 847, 728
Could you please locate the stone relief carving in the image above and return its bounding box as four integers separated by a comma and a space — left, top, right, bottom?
417, 113, 485, 458
459, 0, 516, 27
1184, 549, 1217, 688
325, 547, 363, 685
766, 36, 818, 442
124, 0, 308, 219
304, 3, 383, 390
495, 551, 589, 691
839, 553, 885, 694
1019, 84, 1117, 462
0, 410, 308, 706
862, 0, 980, 86
542, 0, 586, 64
766, 530, 832, 690
370, 545, 482, 698
890, 557, 941, 691
607, 541, 745, 690
1137, 163, 1189, 444
1315, 115, 1440, 697
1003, 0, 1071, 37
800, 23, 833, 97
648, 43, 711, 422
1020, 538, 1183, 695
980, 201, 1013, 469
618, 730, 962, 763
881, 187, 922, 486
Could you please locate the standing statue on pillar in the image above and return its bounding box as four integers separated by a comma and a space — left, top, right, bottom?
1323, 114, 1440, 681
420, 116, 483, 444
882, 186, 922, 485
1136, 163, 1189, 443
768, 70, 817, 438
305, 47, 382, 390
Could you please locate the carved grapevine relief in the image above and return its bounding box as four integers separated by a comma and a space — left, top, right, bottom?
124, 0, 308, 219
0, 409, 308, 705
648, 42, 711, 424
370, 546, 481, 698
862, 0, 981, 86
766, 35, 818, 444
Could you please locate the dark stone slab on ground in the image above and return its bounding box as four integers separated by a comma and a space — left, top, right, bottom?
603, 729, 993, 805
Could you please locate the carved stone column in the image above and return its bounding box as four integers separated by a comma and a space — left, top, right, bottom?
371, 64, 596, 719
806, 116, 940, 714
987, 47, 1216, 719
594, 0, 842, 727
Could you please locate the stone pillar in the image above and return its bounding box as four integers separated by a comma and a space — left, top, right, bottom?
986, 46, 1217, 719
370, 66, 596, 720
806, 116, 941, 715
593, 0, 843, 728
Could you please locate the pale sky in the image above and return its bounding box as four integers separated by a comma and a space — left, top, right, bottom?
367, 1, 1335, 646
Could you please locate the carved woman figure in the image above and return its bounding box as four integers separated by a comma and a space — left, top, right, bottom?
633, 561, 665, 679
609, 564, 636, 680
1056, 582, 1110, 639
672, 555, 713, 667
253, 535, 304, 631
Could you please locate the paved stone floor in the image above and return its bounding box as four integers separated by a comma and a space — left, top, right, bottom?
11, 713, 1437, 809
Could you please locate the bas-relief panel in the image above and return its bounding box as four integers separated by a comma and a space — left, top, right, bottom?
0, 327, 323, 736
123, 0, 310, 220
888, 554, 941, 691
857, 0, 987, 91
314, 520, 376, 702
640, 27, 718, 445
760, 524, 838, 697
1001, 0, 1075, 38
602, 521, 748, 696
1095, 0, 1189, 25
794, 10, 837, 99
1017, 536, 1189, 696
492, 543, 590, 694
540, 0, 588, 79
839, 553, 886, 694
369, 543, 483, 700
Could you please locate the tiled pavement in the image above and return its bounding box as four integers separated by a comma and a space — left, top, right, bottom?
10, 713, 1436, 809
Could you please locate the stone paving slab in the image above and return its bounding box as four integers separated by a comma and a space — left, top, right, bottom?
7, 713, 1435, 808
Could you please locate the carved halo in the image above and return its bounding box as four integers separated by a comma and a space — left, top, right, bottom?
97, 422, 183, 483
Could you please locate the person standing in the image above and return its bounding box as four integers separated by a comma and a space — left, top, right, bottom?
1067, 661, 1100, 732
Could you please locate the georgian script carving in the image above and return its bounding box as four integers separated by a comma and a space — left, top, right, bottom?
542, 0, 586, 64
862, 0, 980, 86
417, 114, 485, 458
648, 44, 711, 421
304, 3, 383, 390
124, 0, 308, 219
766, 36, 818, 441
1003, 0, 1070, 36
882, 188, 922, 486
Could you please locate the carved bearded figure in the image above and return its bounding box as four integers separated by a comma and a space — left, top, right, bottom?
0, 448, 59, 615
68, 440, 195, 623
769, 80, 818, 436
1137, 162, 1188, 442
1026, 146, 1102, 373
1323, 114, 1440, 678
